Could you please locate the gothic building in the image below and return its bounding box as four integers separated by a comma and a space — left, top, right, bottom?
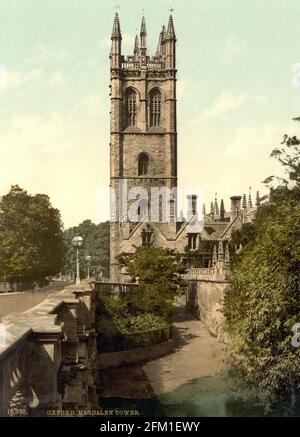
109, 13, 259, 280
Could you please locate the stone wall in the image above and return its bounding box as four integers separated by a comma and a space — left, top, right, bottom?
0, 283, 98, 416
97, 324, 172, 353
97, 338, 174, 370
186, 277, 230, 342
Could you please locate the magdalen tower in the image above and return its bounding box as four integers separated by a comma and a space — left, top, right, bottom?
109, 13, 177, 280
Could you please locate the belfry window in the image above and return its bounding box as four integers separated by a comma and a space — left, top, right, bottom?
126, 89, 137, 127
138, 153, 149, 176
149, 89, 161, 127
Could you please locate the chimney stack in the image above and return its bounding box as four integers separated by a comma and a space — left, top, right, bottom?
187, 194, 198, 218
230, 196, 242, 222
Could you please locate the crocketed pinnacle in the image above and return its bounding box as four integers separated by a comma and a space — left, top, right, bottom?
166, 15, 176, 40
140, 16, 147, 36
134, 34, 139, 55
111, 12, 121, 39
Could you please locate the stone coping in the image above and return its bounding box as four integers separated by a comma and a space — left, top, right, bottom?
97, 338, 175, 370
0, 286, 91, 361
187, 278, 231, 284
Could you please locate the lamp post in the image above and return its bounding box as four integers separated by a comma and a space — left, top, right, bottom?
71, 235, 83, 285
85, 255, 92, 279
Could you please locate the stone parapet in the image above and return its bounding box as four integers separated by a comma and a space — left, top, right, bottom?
0, 284, 97, 416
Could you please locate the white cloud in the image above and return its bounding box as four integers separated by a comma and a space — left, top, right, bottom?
223, 36, 248, 58
0, 64, 7, 87
0, 67, 67, 91
98, 37, 111, 48
99, 33, 135, 49
0, 67, 44, 90
122, 33, 135, 47
49, 71, 65, 88
0, 96, 109, 227
180, 118, 299, 211
194, 92, 265, 123
177, 79, 187, 98
23, 44, 68, 65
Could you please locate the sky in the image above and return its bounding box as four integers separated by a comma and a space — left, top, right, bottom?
1, 0, 300, 227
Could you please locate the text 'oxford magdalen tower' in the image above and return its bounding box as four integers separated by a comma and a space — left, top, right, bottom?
109, 13, 177, 280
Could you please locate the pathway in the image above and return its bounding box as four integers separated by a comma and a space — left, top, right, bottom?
99, 297, 225, 398
0, 281, 71, 322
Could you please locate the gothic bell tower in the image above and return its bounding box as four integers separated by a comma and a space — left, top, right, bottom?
109, 13, 177, 280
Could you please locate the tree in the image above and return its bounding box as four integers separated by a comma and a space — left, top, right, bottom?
119, 246, 187, 319
0, 185, 65, 283
224, 136, 300, 394
63, 220, 109, 279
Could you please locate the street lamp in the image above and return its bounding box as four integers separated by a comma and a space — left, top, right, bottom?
71, 235, 83, 285
85, 255, 92, 279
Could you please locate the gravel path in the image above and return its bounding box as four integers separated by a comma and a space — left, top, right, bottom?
99, 298, 225, 398
143, 299, 225, 396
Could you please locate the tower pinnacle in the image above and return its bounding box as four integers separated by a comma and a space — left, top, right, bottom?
156, 27, 165, 56
166, 14, 176, 40
111, 12, 122, 39
140, 16, 147, 48
134, 34, 139, 56
220, 199, 225, 220
248, 187, 253, 208
256, 191, 260, 207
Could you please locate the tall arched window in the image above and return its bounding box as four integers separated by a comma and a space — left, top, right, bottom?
126, 88, 137, 127
138, 153, 149, 176
149, 89, 162, 127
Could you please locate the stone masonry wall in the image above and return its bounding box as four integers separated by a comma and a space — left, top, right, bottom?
186, 279, 230, 341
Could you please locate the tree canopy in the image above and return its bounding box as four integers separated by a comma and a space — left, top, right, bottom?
119, 245, 187, 319
0, 185, 65, 283
224, 136, 300, 394
63, 220, 109, 279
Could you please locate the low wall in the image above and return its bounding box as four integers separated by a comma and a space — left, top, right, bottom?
0, 283, 98, 416
97, 325, 172, 353
186, 278, 230, 341
0, 279, 49, 293
97, 338, 175, 369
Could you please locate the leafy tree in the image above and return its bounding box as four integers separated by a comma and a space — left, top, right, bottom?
119, 245, 187, 319
224, 136, 300, 394
0, 185, 65, 282
63, 220, 109, 279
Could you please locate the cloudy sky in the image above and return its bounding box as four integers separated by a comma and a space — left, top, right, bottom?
1, 0, 300, 227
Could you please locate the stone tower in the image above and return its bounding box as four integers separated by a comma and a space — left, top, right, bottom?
109, 13, 177, 280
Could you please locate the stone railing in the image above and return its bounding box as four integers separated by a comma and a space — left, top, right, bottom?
147, 61, 164, 70
122, 60, 140, 70
122, 60, 165, 71
92, 281, 138, 297
0, 284, 97, 417
186, 268, 216, 279
185, 265, 230, 281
